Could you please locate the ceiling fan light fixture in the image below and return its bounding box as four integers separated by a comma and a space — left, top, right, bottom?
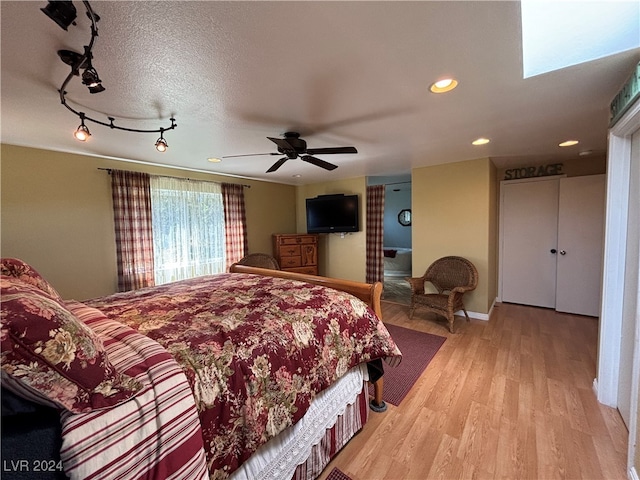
430, 78, 458, 93
559, 140, 579, 147
41, 0, 77, 30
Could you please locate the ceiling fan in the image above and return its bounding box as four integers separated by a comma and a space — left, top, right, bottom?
223, 132, 357, 173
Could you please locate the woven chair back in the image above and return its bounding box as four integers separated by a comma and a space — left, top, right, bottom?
237, 253, 280, 270
425, 256, 478, 292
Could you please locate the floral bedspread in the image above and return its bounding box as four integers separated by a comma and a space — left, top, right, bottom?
87, 273, 401, 479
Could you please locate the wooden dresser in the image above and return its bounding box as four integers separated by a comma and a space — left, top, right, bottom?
273, 234, 319, 275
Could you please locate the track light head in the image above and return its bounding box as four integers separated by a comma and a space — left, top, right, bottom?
87, 83, 106, 94
74, 113, 90, 141
81, 67, 100, 87
58, 49, 85, 70
82, 67, 105, 93
74, 124, 90, 141
155, 130, 168, 152
41, 1, 77, 31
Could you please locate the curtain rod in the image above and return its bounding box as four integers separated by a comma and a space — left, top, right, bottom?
97, 168, 251, 188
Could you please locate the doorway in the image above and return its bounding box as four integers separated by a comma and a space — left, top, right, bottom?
598, 96, 639, 475
368, 175, 412, 305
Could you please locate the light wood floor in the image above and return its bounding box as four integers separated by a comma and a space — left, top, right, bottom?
319, 301, 629, 480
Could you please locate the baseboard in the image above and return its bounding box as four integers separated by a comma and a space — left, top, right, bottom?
629, 465, 639, 480
456, 298, 495, 322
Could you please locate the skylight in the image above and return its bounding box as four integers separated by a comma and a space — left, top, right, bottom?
521, 0, 640, 78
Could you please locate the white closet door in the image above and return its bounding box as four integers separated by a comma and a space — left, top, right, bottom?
501, 178, 559, 308
555, 175, 606, 316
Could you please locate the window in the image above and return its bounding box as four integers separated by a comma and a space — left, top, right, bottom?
150, 176, 225, 284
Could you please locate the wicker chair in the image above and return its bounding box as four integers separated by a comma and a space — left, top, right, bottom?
236, 253, 280, 270
406, 256, 478, 333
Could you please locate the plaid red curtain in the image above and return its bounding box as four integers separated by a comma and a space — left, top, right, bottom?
366, 185, 385, 284
111, 170, 155, 291
222, 183, 248, 269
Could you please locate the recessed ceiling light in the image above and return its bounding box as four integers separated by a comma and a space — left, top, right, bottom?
429, 78, 458, 93
559, 140, 579, 147
472, 137, 490, 145
207, 157, 221, 163
292, 174, 302, 178
579, 150, 593, 156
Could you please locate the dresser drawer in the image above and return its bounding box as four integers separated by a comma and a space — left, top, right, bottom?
280, 256, 302, 268
279, 235, 317, 245
279, 245, 301, 257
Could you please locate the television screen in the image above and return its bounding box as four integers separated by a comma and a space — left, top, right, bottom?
306, 194, 359, 233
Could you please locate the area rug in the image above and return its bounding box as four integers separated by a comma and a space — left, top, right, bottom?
326, 467, 352, 480
369, 323, 446, 406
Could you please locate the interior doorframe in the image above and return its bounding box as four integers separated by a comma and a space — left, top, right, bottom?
597, 98, 639, 477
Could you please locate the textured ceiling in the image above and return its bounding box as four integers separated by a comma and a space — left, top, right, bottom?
2, 1, 639, 185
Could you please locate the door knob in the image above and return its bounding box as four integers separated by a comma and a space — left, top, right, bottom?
550, 249, 557, 254
560, 250, 566, 255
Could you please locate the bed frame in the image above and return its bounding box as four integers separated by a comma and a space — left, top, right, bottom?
228, 264, 385, 404
229, 264, 383, 319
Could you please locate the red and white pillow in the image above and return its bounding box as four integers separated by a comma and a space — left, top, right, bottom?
1, 258, 141, 413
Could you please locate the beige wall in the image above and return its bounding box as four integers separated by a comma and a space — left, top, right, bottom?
412, 158, 497, 315
1, 144, 296, 300
0, 144, 599, 319
296, 178, 367, 282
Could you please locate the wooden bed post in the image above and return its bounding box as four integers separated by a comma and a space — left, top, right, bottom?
372, 377, 384, 405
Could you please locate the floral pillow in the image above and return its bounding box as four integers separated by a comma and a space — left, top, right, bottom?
0, 276, 142, 413
0, 257, 62, 301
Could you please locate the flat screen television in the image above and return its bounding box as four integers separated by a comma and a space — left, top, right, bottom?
306, 194, 359, 233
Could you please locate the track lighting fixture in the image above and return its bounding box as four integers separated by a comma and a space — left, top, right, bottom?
42, 1, 177, 150
81, 66, 105, 93
155, 130, 168, 152
40, 1, 77, 31
74, 113, 91, 141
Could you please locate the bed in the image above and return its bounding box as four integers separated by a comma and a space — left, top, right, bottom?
1, 258, 401, 480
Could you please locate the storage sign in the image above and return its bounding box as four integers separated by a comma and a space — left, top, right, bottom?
610, 62, 640, 127
504, 163, 563, 180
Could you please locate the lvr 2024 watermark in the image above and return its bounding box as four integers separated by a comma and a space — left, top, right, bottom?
3, 459, 63, 472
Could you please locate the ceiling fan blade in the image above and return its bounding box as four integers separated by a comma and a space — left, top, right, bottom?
266, 157, 289, 173
222, 152, 280, 158
301, 155, 338, 171
267, 137, 295, 152
305, 146, 358, 155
